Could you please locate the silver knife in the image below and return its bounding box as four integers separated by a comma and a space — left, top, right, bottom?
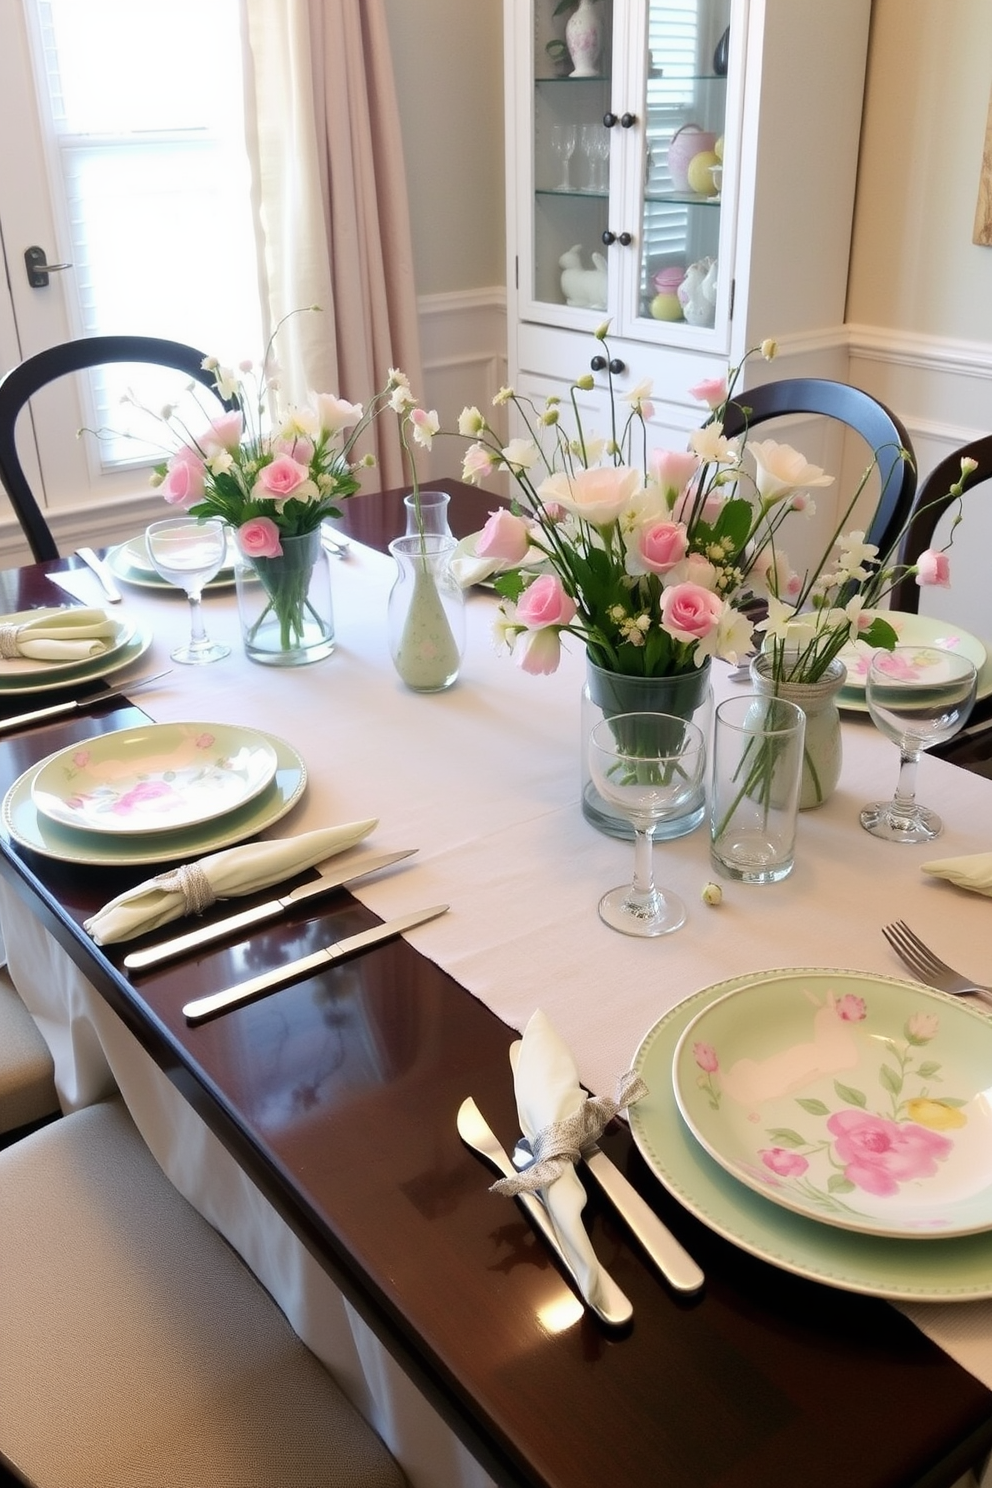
74, 547, 122, 603
183, 903, 449, 1023
0, 669, 171, 734
514, 1136, 703, 1295
124, 849, 417, 970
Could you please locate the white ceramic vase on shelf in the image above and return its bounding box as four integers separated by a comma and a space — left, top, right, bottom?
565, 0, 604, 78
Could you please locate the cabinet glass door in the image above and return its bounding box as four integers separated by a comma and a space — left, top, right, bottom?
530, 3, 613, 313
635, 0, 730, 333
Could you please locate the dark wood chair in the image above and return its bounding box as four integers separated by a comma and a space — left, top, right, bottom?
722, 377, 917, 560
0, 335, 235, 562
888, 435, 992, 613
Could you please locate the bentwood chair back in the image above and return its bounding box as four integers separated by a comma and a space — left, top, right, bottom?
0, 1097, 408, 1488
0, 335, 234, 562
722, 377, 917, 560
887, 435, 992, 613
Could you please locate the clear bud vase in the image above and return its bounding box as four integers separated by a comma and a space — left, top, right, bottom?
387, 534, 465, 692
404, 489, 453, 539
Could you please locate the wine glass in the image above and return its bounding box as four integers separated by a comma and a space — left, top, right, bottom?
588, 712, 706, 937
590, 126, 611, 193
579, 123, 600, 191
550, 122, 577, 190
860, 646, 977, 843
145, 517, 231, 665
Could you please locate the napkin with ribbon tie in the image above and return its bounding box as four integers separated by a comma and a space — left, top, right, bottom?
0, 608, 118, 662
490, 1008, 646, 1311
922, 852, 992, 897
84, 820, 378, 944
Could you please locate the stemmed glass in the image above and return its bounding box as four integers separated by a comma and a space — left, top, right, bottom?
590, 126, 610, 193
145, 517, 231, 665
579, 123, 600, 191
588, 712, 706, 937
860, 646, 977, 842
550, 123, 577, 191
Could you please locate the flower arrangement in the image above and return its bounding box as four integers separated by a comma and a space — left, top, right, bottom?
454, 325, 966, 689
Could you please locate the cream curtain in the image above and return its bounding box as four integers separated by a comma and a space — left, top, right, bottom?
241, 0, 423, 489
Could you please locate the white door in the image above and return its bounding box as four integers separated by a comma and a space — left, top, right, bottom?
0, 0, 262, 556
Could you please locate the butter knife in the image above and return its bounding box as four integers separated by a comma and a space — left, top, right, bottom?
183, 903, 449, 1023
74, 547, 122, 603
124, 848, 417, 970
0, 669, 171, 734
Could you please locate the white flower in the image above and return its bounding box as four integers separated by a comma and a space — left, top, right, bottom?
539, 466, 642, 527
458, 405, 485, 437
500, 438, 540, 470
690, 423, 738, 465
758, 595, 798, 643
837, 530, 878, 575
312, 395, 361, 435
213, 364, 240, 401
410, 407, 440, 449
207, 449, 235, 476
749, 439, 834, 507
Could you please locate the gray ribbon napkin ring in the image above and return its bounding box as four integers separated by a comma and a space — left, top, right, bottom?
0, 625, 22, 659
152, 862, 217, 916
490, 1069, 648, 1196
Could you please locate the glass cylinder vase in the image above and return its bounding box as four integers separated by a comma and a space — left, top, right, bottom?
387, 534, 465, 692
749, 653, 847, 809
234, 528, 334, 667
581, 656, 713, 840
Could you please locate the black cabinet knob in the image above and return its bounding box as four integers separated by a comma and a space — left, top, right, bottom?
617, 231, 632, 247
603, 112, 617, 128
590, 356, 626, 376
620, 112, 635, 129
590, 355, 607, 372
609, 358, 625, 375
601, 230, 616, 246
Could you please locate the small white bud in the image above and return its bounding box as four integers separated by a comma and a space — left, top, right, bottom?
701, 881, 723, 906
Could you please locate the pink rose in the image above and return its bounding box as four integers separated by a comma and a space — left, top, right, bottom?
112, 779, 178, 816
161, 452, 206, 508
276, 435, 314, 466
835, 994, 866, 1022
634, 521, 689, 576
238, 516, 282, 559
827, 1109, 953, 1197
200, 412, 244, 454
514, 574, 577, 630
255, 454, 310, 499
688, 376, 728, 409
476, 508, 532, 564
693, 1041, 718, 1073
761, 1147, 809, 1178
659, 581, 723, 644
915, 548, 951, 587
649, 449, 701, 504
515, 627, 564, 675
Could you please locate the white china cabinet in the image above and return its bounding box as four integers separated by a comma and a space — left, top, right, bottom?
503, 0, 871, 446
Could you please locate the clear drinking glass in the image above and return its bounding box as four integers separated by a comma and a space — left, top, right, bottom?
404, 490, 453, 539
145, 517, 231, 665
550, 123, 577, 190
588, 712, 706, 937
860, 646, 977, 843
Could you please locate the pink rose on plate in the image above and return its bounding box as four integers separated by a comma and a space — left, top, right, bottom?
827, 1109, 953, 1197
834, 993, 866, 1022
476, 508, 532, 565
254, 454, 311, 500
760, 1147, 809, 1179
238, 516, 282, 559
659, 581, 723, 644
692, 1041, 718, 1073
514, 574, 577, 631
112, 779, 178, 817
915, 548, 951, 587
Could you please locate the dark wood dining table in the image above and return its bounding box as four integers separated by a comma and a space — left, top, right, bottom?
1, 477, 991, 1488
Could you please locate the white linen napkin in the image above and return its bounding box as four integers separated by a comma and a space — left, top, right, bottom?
494, 1008, 644, 1313
449, 536, 546, 590
0, 608, 118, 662
84, 820, 377, 944
922, 852, 992, 897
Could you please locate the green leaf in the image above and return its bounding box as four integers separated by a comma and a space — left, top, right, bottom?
879, 1065, 903, 1096
795, 1098, 830, 1116
833, 1082, 867, 1108
827, 1175, 856, 1194
765, 1128, 807, 1148
916, 1061, 942, 1079
861, 616, 898, 650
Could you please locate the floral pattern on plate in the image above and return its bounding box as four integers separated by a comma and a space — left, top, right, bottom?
31, 722, 278, 835
673, 972, 992, 1238
838, 611, 986, 690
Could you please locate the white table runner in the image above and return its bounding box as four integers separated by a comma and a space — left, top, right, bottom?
5, 542, 992, 1485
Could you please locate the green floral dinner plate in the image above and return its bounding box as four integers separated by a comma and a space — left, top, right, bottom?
1, 731, 305, 868
0, 625, 152, 697
630, 971, 992, 1301
31, 723, 278, 836
838, 612, 990, 713
107, 536, 236, 591
0, 609, 136, 682
673, 972, 992, 1239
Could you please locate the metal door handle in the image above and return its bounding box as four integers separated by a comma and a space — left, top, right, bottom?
24, 246, 74, 289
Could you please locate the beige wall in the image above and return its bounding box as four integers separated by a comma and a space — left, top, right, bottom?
382, 0, 505, 296
848, 0, 992, 341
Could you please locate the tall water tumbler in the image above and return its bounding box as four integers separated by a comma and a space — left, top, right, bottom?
709, 694, 806, 884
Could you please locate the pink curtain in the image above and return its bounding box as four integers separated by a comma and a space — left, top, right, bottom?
243, 0, 423, 489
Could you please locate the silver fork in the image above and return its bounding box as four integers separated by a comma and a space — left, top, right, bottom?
882, 921, 992, 1006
